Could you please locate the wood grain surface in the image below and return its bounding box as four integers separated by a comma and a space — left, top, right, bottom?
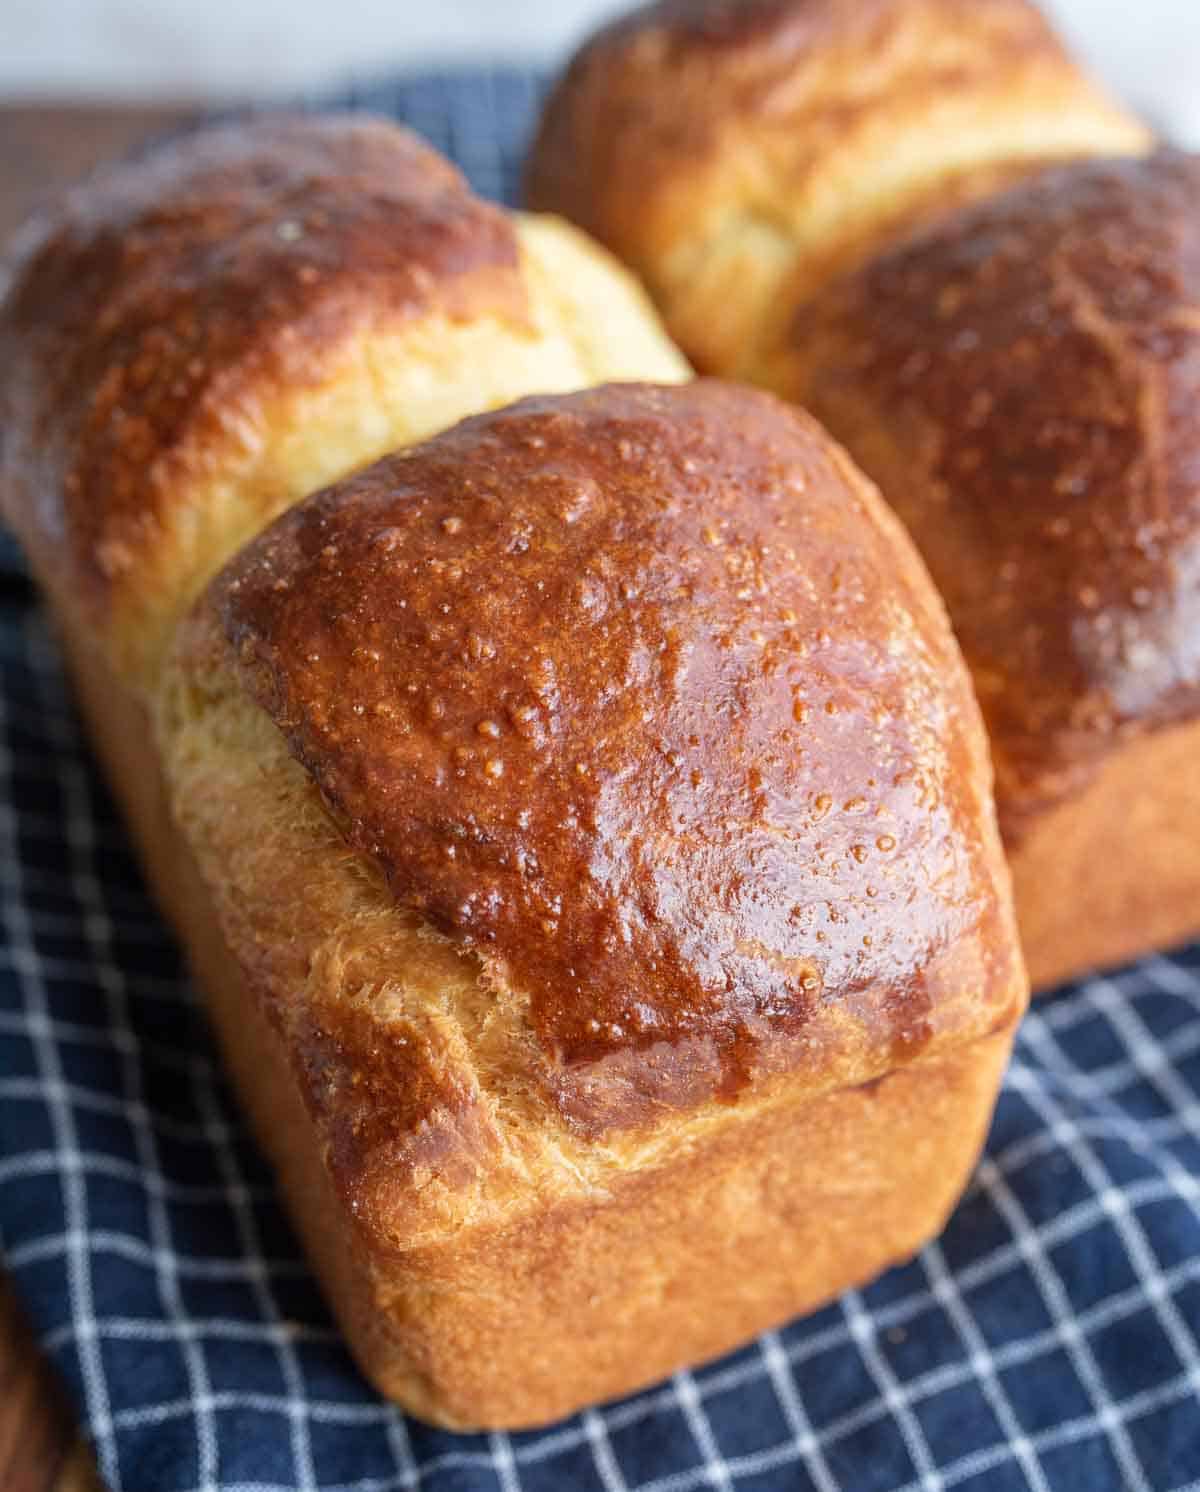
0, 1277, 103, 1492
0, 101, 198, 1492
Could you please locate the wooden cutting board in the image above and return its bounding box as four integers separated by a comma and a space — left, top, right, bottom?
0, 101, 198, 1492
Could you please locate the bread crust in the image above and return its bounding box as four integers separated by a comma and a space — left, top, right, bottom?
526, 0, 1150, 373
2, 112, 1027, 1426
60, 614, 1019, 1427
1008, 717, 1200, 988
196, 382, 1023, 1136
0, 117, 519, 656
140, 383, 1025, 1422
0, 115, 688, 688
774, 150, 1200, 985
781, 153, 1200, 824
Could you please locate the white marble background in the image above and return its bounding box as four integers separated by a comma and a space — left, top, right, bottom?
1, 0, 1198, 144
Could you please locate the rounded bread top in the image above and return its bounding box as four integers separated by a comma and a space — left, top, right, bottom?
526, 0, 1149, 373
785, 150, 1200, 828
0, 114, 524, 649
208, 380, 1022, 1126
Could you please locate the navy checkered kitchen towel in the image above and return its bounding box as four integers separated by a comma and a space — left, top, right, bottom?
2, 67, 1200, 1492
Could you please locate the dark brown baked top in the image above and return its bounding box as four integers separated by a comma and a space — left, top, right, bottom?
0, 113, 524, 617
785, 150, 1200, 833
213, 381, 1021, 1127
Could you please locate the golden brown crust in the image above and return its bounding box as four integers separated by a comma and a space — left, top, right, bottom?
1009, 716, 1200, 989
526, 0, 1150, 373
0, 115, 524, 623
0, 115, 688, 691
204, 380, 1023, 1133
67, 615, 1017, 1429
779, 151, 1200, 835
6, 103, 1028, 1425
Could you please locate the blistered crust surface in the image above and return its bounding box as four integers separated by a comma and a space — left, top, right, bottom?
785, 151, 1200, 829
212, 381, 1021, 1122
0, 114, 524, 617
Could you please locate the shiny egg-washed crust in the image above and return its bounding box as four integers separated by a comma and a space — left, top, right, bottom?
0, 114, 688, 689
526, 0, 1150, 375
172, 381, 1024, 1157
154, 381, 1024, 1423
0, 116, 514, 655
776, 151, 1200, 840
66, 617, 1018, 1424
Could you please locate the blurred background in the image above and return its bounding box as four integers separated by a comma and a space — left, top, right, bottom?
1, 0, 1199, 142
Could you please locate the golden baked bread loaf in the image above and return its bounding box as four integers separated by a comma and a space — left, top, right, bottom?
0, 113, 687, 691
528, 0, 1189, 988
0, 114, 1025, 1426
774, 150, 1200, 988
527, 0, 1150, 375
157, 380, 1026, 1426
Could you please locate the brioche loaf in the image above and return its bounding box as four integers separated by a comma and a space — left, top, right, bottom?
0, 113, 687, 692
0, 114, 1026, 1427
158, 380, 1024, 1425
527, 0, 1151, 376
776, 151, 1200, 987
528, 0, 1192, 987
0, 109, 684, 941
